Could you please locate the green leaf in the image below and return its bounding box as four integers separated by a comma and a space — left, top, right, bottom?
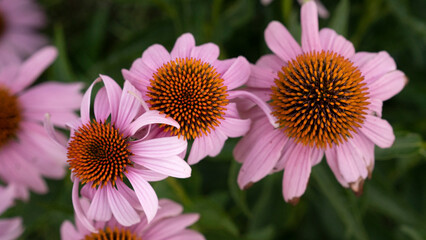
375, 132, 423, 160
52, 24, 75, 83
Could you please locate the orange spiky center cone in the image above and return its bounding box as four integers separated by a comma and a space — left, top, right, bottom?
0, 86, 21, 148
84, 227, 141, 240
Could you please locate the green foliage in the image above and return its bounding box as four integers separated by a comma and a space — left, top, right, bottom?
7, 0, 426, 239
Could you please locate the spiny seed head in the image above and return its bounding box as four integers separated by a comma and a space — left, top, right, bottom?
67, 121, 132, 188
84, 227, 141, 240
147, 57, 229, 140
0, 86, 21, 148
270, 50, 369, 148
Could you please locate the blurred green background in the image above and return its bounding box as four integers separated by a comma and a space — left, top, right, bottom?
4, 0, 426, 239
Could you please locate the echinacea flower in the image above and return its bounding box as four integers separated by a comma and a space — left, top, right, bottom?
0, 184, 24, 240
0, 46, 82, 200
234, 1, 406, 203
45, 75, 192, 231
0, 0, 47, 67
122, 33, 275, 165
61, 198, 204, 240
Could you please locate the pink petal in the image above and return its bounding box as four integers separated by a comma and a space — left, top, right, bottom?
99, 75, 122, 124
335, 139, 368, 184
310, 147, 324, 166
116, 181, 143, 211
80, 78, 100, 123
367, 98, 383, 117
171, 33, 196, 59
115, 81, 141, 131
358, 51, 397, 84
219, 116, 251, 138
130, 136, 187, 158
246, 64, 277, 88
282, 144, 312, 202
132, 155, 191, 178
237, 125, 288, 189
256, 54, 285, 71
141, 44, 171, 72
360, 115, 395, 148
319, 28, 355, 59
368, 70, 406, 101
0, 218, 23, 240
156, 199, 183, 219
60, 221, 83, 240
301, 1, 321, 53
94, 87, 110, 123
0, 185, 15, 214
126, 169, 159, 222
87, 187, 112, 221
43, 114, 67, 149
122, 64, 153, 96
10, 46, 57, 93
126, 167, 168, 182
71, 180, 97, 233
190, 43, 219, 63
128, 110, 179, 136
351, 52, 377, 69
143, 214, 200, 239
106, 184, 140, 226
221, 56, 250, 90
163, 230, 205, 240
325, 148, 349, 187
265, 21, 302, 62
213, 58, 235, 76
187, 129, 227, 165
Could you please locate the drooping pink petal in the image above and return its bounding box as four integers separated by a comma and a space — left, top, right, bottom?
126, 167, 168, 182
130, 136, 187, 159
132, 155, 191, 178
94, 87, 110, 123
357, 51, 397, 84
161, 230, 205, 240
128, 110, 179, 136
282, 143, 312, 202
171, 33, 195, 59
221, 56, 250, 90
325, 148, 349, 187
143, 214, 200, 240
126, 169, 159, 222
99, 74, 122, 124
213, 58, 235, 76
0, 218, 23, 240
300, 1, 321, 53
246, 64, 277, 89
155, 199, 184, 220
319, 28, 355, 59
43, 114, 67, 149
0, 185, 15, 214
116, 181, 143, 211
368, 70, 406, 101
60, 221, 83, 240
141, 44, 171, 72
115, 81, 141, 131
87, 187, 112, 221
80, 78, 101, 124
106, 184, 140, 226
359, 115, 395, 148
190, 43, 219, 63
219, 116, 251, 138
9, 46, 57, 93
335, 140, 368, 184
256, 54, 285, 71
351, 52, 377, 69
71, 179, 97, 233
187, 129, 227, 165
367, 98, 383, 117
237, 126, 288, 189
310, 147, 324, 166
265, 21, 302, 62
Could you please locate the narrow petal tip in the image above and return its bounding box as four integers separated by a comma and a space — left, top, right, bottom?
288, 197, 300, 206
350, 178, 365, 196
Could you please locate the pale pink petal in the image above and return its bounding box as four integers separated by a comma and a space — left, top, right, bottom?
143, 214, 200, 240
126, 169, 159, 222
43, 114, 67, 149
219, 116, 251, 138
325, 148, 349, 187
127, 167, 168, 182
351, 133, 375, 175
99, 74, 122, 124
0, 218, 23, 240
335, 139, 368, 184
351, 52, 377, 69
130, 136, 187, 158
358, 51, 396, 84
237, 126, 288, 189
301, 1, 321, 53
256, 54, 285, 71
128, 111, 179, 136
221, 56, 250, 90
310, 147, 324, 166
132, 155, 191, 178
0, 65, 19, 87
106, 184, 140, 226
9, 46, 57, 93
80, 183, 96, 200
359, 115, 395, 148
265, 21, 302, 62
319, 28, 355, 58
187, 129, 227, 165
282, 144, 312, 202
0, 185, 15, 214
367, 98, 383, 117
156, 199, 183, 220
87, 187, 112, 221
246, 64, 277, 88
94, 87, 110, 123
141, 44, 171, 71
115, 81, 141, 131
190, 43, 219, 63
122, 66, 153, 97
171, 33, 196, 59
213, 58, 235, 76
71, 179, 97, 233
228, 90, 278, 128
80, 79, 100, 123
60, 221, 83, 240
368, 70, 406, 101
116, 181, 143, 211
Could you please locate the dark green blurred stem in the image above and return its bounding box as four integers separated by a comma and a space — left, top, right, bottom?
312, 164, 369, 240
166, 177, 192, 206
228, 160, 252, 218
152, 0, 183, 34
281, 0, 293, 25
53, 24, 75, 83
